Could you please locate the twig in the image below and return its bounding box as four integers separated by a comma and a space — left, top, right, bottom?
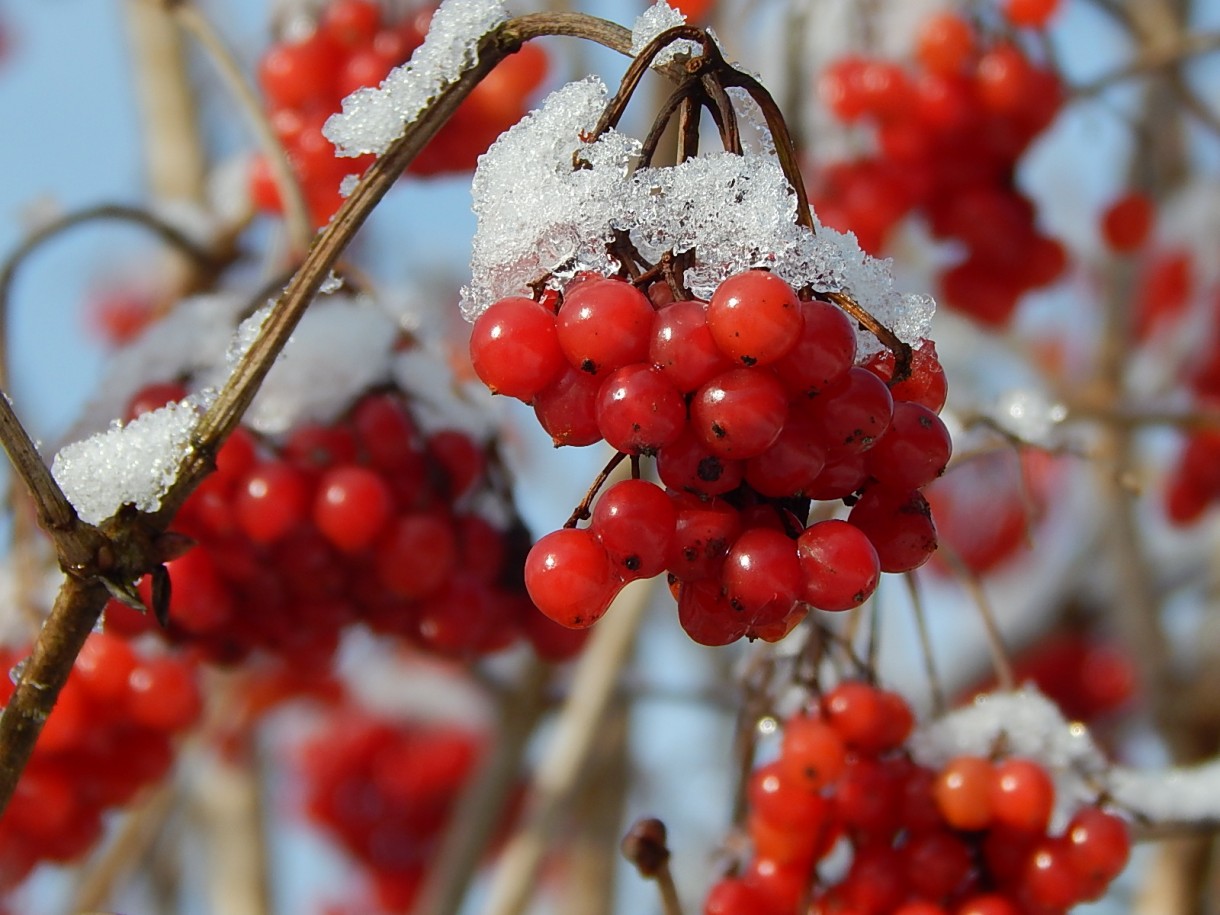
482, 578, 656, 915
621, 817, 685, 915
123, 0, 207, 204
67, 782, 177, 914
411, 659, 553, 915
904, 572, 946, 716
935, 543, 1014, 692
1075, 29, 1220, 96
0, 204, 219, 389
171, 1, 313, 253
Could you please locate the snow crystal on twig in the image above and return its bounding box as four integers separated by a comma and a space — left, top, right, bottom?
1107, 759, 1220, 824
462, 78, 934, 347
52, 395, 209, 525
324, 0, 510, 157
630, 1, 699, 68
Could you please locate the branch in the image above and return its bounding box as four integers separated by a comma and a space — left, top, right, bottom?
482, 579, 656, 915
1075, 29, 1220, 96
0, 203, 221, 390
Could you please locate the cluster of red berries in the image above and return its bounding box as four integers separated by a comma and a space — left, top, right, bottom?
0, 633, 201, 886
811, 12, 1065, 326
104, 383, 585, 665
297, 711, 485, 912
704, 681, 1131, 915
249, 0, 547, 225
469, 269, 950, 644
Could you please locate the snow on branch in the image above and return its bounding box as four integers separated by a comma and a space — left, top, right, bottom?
911, 688, 1220, 831
324, 0, 510, 158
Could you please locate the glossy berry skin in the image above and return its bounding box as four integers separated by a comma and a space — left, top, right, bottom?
676, 578, 749, 646
313, 465, 393, 552
807, 366, 894, 456
532, 366, 603, 447
772, 298, 857, 396
866, 401, 953, 491
691, 368, 789, 459
650, 299, 733, 392
657, 429, 745, 497
796, 520, 880, 611
595, 364, 686, 455
934, 755, 996, 831
1064, 808, 1130, 899
525, 528, 620, 628
744, 412, 828, 499
991, 757, 1054, 833
721, 527, 802, 619
849, 487, 938, 572
469, 296, 566, 401
235, 461, 310, 544
779, 714, 847, 791
707, 270, 804, 367
555, 278, 654, 376
667, 492, 743, 582
590, 479, 677, 581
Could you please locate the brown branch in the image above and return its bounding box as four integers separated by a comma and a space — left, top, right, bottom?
170, 1, 313, 253
0, 203, 220, 390
1076, 29, 1220, 96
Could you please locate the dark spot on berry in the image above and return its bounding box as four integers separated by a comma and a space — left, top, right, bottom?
683, 546, 698, 561
741, 355, 757, 366
711, 423, 726, 439
580, 359, 597, 373
697, 456, 724, 481
919, 415, 933, 428
624, 555, 641, 571
632, 423, 641, 432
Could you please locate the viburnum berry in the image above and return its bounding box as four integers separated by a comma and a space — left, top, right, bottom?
778, 713, 848, 791
1100, 191, 1154, 253
595, 364, 686, 455
706, 269, 803, 366
721, 527, 802, 621
590, 479, 677, 581
313, 464, 394, 552
555, 277, 655, 375
691, 367, 789, 459
796, 520, 880, 612
650, 298, 733, 392
933, 755, 996, 831
991, 757, 1055, 833
469, 296, 567, 400
524, 527, 620, 628
1003, 0, 1062, 29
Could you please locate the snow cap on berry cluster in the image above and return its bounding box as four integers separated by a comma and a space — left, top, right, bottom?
910, 688, 1109, 826
52, 394, 210, 525
462, 75, 935, 350
324, 0, 510, 157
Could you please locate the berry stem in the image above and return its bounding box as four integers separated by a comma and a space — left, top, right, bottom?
937, 543, 1016, 692
564, 451, 628, 528
904, 571, 947, 716
821, 289, 913, 383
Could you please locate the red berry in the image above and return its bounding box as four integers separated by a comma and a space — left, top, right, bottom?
933, 755, 995, 830
524, 528, 620, 628
314, 465, 394, 552
691, 368, 789, 459
590, 479, 677, 581
707, 270, 803, 367
796, 520, 880, 612
1101, 191, 1154, 253
555, 278, 654, 375
595, 364, 686, 455
991, 757, 1055, 833
470, 296, 567, 400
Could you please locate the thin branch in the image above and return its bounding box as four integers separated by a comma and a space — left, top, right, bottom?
1075, 29, 1220, 95
412, 659, 552, 915
482, 579, 656, 915
171, 1, 313, 252
0, 204, 219, 390
935, 544, 1015, 693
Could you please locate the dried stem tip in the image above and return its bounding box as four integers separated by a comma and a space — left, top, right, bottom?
621, 816, 670, 878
